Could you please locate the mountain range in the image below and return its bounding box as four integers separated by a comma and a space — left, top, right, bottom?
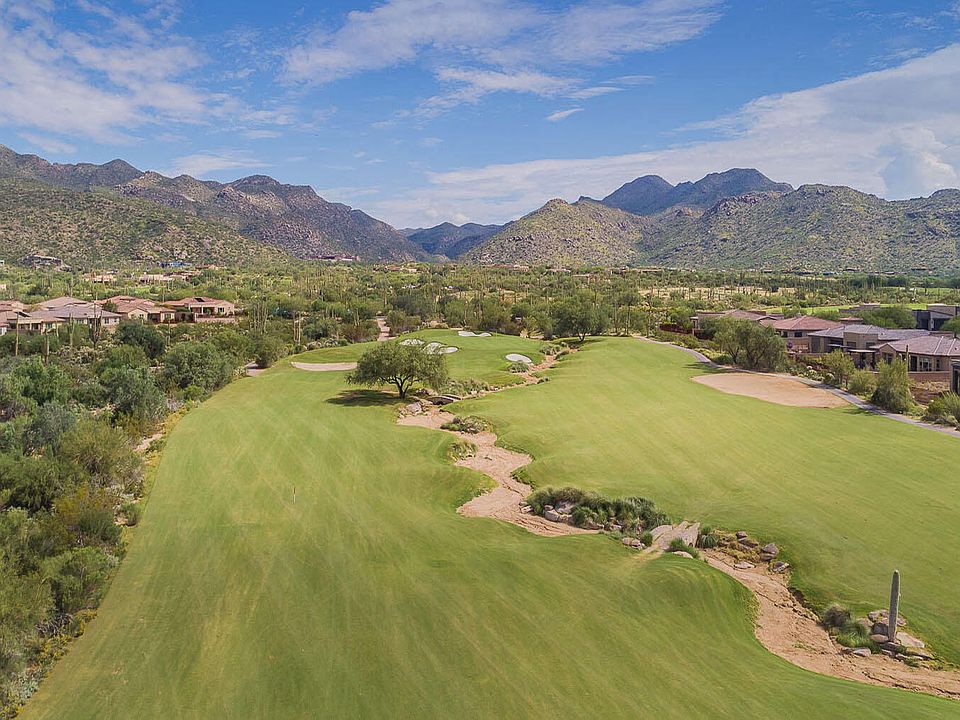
3, 143, 960, 271
401, 222, 502, 258
0, 144, 423, 264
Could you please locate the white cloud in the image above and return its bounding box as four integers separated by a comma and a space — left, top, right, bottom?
18, 132, 76, 155
546, 108, 583, 122
161, 151, 268, 178
566, 86, 622, 100
368, 45, 960, 226
284, 0, 720, 113
0, 2, 231, 143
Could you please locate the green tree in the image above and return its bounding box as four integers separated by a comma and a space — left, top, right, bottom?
14, 359, 70, 406
860, 306, 916, 329
162, 341, 236, 393
941, 316, 960, 335
24, 402, 77, 452
58, 420, 142, 493
117, 321, 166, 359
872, 358, 913, 413
347, 341, 449, 398
715, 320, 786, 371
252, 335, 284, 369
551, 294, 608, 341
821, 350, 856, 388
101, 367, 166, 425
0, 555, 49, 677
44, 546, 116, 614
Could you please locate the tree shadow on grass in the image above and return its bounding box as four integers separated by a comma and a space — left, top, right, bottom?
326, 389, 404, 407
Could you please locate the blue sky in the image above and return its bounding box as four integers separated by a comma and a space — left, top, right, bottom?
2, 1, 960, 227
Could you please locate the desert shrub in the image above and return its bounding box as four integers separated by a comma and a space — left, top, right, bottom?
526, 487, 668, 531
638, 531, 653, 547
836, 630, 876, 651
120, 501, 142, 526
507, 362, 530, 373
926, 393, 960, 425
44, 546, 117, 614
711, 352, 733, 366
440, 416, 490, 434
872, 358, 913, 413
668, 537, 699, 557
697, 526, 720, 549
444, 378, 489, 396
447, 439, 476, 461
822, 603, 851, 629
847, 369, 876, 396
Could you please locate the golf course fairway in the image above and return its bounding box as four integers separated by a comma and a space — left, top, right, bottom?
21, 333, 957, 718
460, 337, 960, 665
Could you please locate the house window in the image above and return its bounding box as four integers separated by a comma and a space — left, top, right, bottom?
916, 356, 933, 372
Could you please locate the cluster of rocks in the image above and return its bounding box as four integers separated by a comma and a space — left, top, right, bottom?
718, 531, 790, 573
539, 501, 577, 524
842, 610, 932, 663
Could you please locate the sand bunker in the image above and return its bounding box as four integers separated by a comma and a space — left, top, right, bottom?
458, 330, 492, 337
505, 353, 533, 364
438, 346, 459, 354
693, 372, 849, 408
291, 362, 357, 372
400, 339, 424, 346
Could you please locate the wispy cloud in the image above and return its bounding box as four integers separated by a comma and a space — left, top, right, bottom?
18, 132, 77, 155
546, 108, 583, 122
369, 45, 960, 225
284, 0, 721, 115
0, 1, 229, 143
161, 151, 268, 178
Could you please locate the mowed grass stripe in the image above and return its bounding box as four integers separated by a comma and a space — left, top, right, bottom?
21, 332, 955, 718
460, 337, 960, 664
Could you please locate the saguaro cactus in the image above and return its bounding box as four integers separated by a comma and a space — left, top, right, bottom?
888, 570, 900, 642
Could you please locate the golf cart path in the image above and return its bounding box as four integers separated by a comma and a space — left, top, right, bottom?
638, 336, 960, 439
704, 552, 960, 700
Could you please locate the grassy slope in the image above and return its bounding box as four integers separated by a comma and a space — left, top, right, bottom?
458, 338, 960, 664
22, 332, 954, 718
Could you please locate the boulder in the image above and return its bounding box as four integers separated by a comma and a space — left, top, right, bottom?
897, 632, 925, 649
584, 519, 602, 530
678, 521, 700, 547
544, 509, 561, 522
761, 543, 779, 557
759, 553, 776, 562
610, 524, 622, 532
672, 551, 694, 559
622, 537, 643, 548
869, 634, 889, 643
519, 505, 532, 515
872, 622, 888, 636
771, 561, 790, 573
734, 561, 755, 570
851, 648, 872, 658
904, 647, 933, 660
736, 530, 749, 539
404, 402, 423, 414
739, 538, 759, 548
868, 611, 881, 622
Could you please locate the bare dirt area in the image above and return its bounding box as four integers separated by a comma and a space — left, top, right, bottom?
693, 372, 850, 408
291, 361, 358, 372
704, 551, 960, 700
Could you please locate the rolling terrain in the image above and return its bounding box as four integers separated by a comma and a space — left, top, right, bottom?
460, 338, 960, 665
0, 178, 286, 267
20, 334, 958, 718
0, 144, 423, 263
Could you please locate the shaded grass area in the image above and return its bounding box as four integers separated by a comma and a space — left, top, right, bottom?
20, 342, 956, 718
458, 337, 960, 665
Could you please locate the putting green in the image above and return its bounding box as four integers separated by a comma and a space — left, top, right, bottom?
459, 337, 960, 664
21, 333, 955, 717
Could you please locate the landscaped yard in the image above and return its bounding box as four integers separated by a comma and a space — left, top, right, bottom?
20, 333, 956, 717
458, 337, 960, 664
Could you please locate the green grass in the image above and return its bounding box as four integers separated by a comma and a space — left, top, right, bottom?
458, 338, 960, 664
295, 329, 544, 387
20, 337, 956, 718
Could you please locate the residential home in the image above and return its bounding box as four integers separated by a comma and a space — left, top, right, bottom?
692, 309, 781, 334
22, 297, 122, 332
913, 304, 960, 331
0, 300, 25, 312
807, 324, 930, 368
36, 296, 88, 310
874, 335, 960, 384
760, 315, 844, 352
138, 273, 175, 284
100, 295, 175, 323
164, 296, 237, 323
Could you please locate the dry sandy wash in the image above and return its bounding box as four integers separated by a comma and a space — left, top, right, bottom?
291, 361, 358, 372
693, 371, 850, 408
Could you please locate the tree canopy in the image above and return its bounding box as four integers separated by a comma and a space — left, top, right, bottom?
715, 319, 786, 371
347, 341, 448, 398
